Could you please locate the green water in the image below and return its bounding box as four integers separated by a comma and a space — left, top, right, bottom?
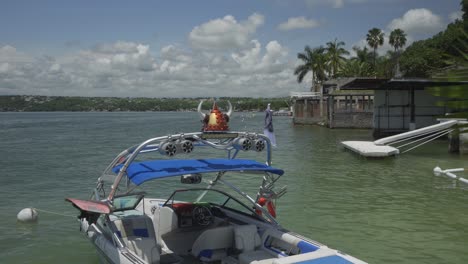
1, 112, 467, 263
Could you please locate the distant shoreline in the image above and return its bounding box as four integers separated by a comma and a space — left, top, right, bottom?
0, 95, 290, 112
0, 110, 264, 113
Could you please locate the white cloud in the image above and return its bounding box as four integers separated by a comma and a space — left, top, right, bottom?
160, 45, 192, 63
0, 45, 33, 63
351, 8, 444, 57
351, 8, 445, 56
231, 40, 288, 73
189, 13, 264, 50
278, 17, 320, 31
387, 8, 444, 36
231, 40, 262, 68
261, 41, 288, 68
449, 11, 463, 22
94, 41, 142, 54
0, 39, 296, 97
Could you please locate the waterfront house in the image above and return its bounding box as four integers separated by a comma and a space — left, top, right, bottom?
327, 88, 374, 128
291, 77, 467, 138
291, 78, 374, 128
341, 78, 468, 138
290, 91, 324, 125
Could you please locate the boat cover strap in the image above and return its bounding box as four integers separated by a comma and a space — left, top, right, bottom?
113, 159, 284, 185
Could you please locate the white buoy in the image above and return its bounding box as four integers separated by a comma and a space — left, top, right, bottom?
17, 208, 38, 223
433, 166, 442, 176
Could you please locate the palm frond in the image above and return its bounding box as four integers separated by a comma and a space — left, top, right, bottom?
294, 64, 310, 83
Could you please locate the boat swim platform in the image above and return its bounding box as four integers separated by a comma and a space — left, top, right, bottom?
341, 141, 399, 157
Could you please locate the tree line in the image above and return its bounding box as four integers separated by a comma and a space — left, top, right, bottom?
0, 95, 290, 112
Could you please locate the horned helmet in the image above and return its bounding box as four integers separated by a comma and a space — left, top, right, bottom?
197, 100, 232, 131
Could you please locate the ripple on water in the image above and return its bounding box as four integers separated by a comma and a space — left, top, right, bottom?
0, 113, 467, 264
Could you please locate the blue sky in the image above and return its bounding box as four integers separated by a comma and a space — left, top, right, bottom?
0, 0, 463, 97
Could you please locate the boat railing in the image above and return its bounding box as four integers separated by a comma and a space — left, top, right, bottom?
104, 131, 273, 201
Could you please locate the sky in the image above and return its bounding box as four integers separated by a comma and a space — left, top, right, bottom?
0, 0, 463, 98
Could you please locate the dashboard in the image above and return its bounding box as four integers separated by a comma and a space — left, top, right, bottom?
171, 202, 214, 228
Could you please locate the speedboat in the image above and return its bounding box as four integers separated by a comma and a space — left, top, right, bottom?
67, 101, 367, 264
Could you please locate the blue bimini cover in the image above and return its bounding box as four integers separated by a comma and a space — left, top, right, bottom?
113, 159, 284, 186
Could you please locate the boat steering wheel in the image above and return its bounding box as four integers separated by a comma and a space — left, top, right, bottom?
192, 206, 213, 226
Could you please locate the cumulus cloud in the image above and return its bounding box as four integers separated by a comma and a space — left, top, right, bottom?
0, 40, 296, 97
351, 8, 444, 57
278, 17, 320, 31
160, 45, 192, 63
387, 8, 444, 36
1, 13, 297, 98
189, 13, 264, 50
0, 45, 33, 63
80, 41, 157, 73
231, 40, 288, 73
93, 41, 142, 54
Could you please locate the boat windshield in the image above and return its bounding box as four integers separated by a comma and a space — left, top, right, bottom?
163, 188, 265, 221
113, 193, 145, 211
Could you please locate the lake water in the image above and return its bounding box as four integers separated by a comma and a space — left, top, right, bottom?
1, 112, 467, 264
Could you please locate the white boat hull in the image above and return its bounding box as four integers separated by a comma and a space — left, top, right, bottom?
68, 130, 367, 264
79, 197, 367, 264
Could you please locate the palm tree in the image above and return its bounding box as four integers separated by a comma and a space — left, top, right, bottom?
366, 28, 385, 69
294, 46, 328, 92
338, 59, 375, 77
352, 46, 373, 64
389, 28, 407, 77
375, 51, 398, 78
325, 38, 349, 78
389, 29, 407, 53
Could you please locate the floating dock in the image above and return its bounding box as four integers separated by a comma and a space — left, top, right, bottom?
342, 120, 459, 157
341, 141, 399, 157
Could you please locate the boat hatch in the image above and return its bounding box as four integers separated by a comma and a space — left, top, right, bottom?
66, 198, 111, 214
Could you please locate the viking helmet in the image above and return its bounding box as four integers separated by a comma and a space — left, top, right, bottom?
198, 100, 232, 131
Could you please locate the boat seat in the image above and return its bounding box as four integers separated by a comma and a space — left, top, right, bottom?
234, 225, 275, 264
157, 206, 179, 237
191, 225, 234, 262
112, 214, 160, 264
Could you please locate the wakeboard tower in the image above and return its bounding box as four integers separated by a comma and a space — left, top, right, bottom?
66, 99, 367, 264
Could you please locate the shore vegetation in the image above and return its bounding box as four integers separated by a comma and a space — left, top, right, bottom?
0, 96, 290, 112
295, 0, 467, 84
